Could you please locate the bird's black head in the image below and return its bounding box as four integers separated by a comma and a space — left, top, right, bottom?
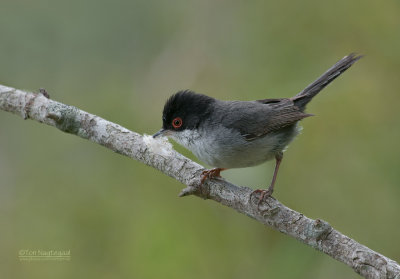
154, 90, 215, 137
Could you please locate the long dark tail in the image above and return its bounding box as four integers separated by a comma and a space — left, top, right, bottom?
291, 53, 362, 110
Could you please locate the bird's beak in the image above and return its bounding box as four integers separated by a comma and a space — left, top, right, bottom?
153, 129, 167, 138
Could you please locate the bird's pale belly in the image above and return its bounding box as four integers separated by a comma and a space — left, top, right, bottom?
172, 125, 300, 169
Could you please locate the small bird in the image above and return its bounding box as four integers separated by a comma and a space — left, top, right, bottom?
153, 54, 361, 201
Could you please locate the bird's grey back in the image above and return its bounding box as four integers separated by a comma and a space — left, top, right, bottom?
211, 99, 310, 141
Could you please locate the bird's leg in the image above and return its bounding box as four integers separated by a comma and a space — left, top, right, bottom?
252, 152, 283, 204
201, 168, 227, 184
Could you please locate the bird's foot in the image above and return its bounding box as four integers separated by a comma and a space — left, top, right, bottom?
251, 188, 274, 207
201, 168, 226, 184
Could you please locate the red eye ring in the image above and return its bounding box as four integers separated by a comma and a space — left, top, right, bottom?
172, 117, 183, 129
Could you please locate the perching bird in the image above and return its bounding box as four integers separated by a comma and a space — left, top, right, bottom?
153, 54, 361, 201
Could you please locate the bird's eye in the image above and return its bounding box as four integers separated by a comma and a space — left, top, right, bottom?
172, 117, 183, 129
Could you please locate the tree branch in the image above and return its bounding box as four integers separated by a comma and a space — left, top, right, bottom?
1, 84, 399, 279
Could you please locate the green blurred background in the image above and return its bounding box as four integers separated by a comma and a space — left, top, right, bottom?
1, 0, 399, 278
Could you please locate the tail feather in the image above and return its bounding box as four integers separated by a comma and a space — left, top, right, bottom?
291, 53, 362, 110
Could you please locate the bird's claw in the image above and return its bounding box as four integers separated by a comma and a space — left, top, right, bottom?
251, 188, 274, 208
200, 168, 225, 184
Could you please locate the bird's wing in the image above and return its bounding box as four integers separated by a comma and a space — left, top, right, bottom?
220, 99, 312, 141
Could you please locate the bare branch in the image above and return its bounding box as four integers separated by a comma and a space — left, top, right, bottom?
1, 84, 399, 279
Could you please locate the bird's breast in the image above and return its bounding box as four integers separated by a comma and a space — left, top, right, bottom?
171, 124, 300, 168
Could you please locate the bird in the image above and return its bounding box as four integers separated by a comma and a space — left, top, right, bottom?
153, 54, 362, 202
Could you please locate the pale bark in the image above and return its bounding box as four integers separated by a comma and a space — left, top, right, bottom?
1, 84, 399, 279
